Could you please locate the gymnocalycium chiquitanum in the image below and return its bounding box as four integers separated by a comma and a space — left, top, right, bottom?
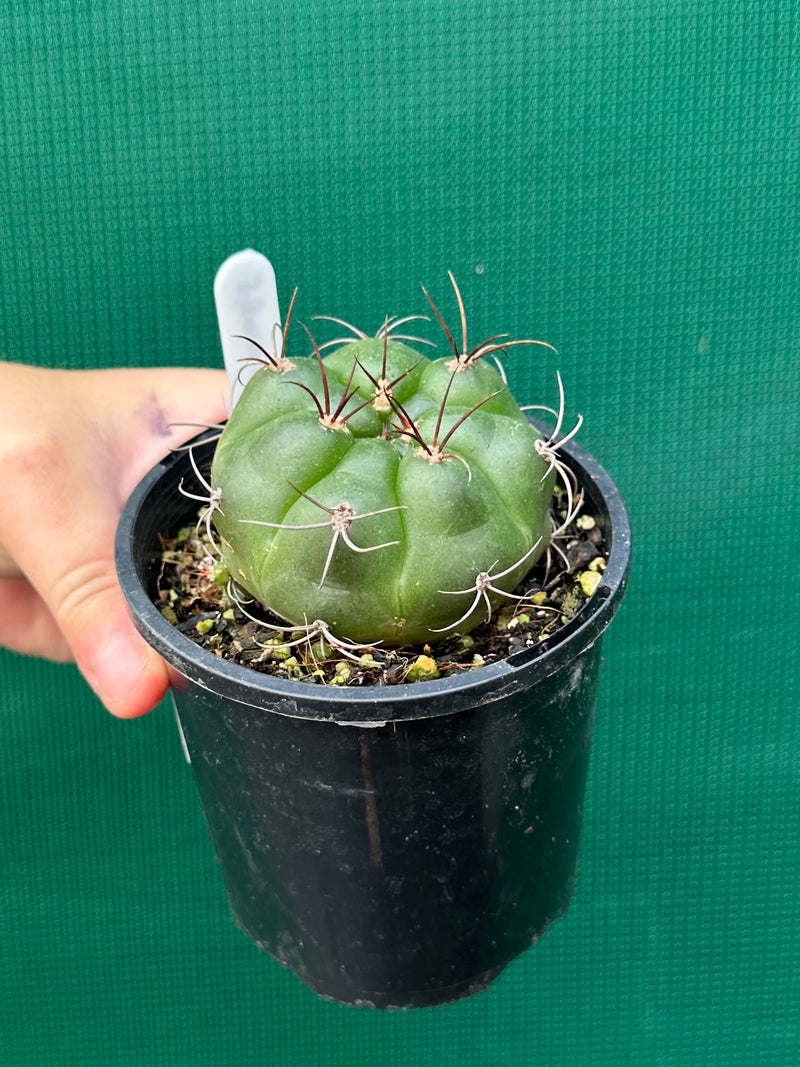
187, 275, 582, 654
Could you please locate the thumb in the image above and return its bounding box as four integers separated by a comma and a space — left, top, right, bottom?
0, 418, 171, 716
70, 565, 171, 719
3, 462, 170, 716
75, 367, 230, 715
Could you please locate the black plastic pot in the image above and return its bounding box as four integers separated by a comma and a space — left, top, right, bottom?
115, 427, 630, 1009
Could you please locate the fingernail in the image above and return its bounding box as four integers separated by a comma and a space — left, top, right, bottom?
83, 630, 149, 706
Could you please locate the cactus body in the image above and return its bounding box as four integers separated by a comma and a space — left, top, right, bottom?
211, 336, 555, 646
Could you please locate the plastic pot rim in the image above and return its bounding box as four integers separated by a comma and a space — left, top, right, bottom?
115, 422, 631, 724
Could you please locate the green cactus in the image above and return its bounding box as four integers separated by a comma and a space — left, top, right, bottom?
208, 278, 559, 647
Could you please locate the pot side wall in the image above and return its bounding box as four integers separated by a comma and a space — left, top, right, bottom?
174, 642, 600, 1009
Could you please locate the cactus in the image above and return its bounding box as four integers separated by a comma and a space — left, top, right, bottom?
205, 277, 565, 648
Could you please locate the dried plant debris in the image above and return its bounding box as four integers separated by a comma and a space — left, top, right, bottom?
154, 482, 606, 687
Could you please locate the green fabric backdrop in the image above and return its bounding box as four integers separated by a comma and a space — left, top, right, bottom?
2, 1, 798, 1063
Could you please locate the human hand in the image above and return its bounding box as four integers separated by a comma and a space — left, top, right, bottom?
0, 362, 229, 717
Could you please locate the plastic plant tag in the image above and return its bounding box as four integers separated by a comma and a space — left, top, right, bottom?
213, 249, 281, 409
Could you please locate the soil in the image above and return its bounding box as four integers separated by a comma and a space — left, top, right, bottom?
153, 482, 607, 688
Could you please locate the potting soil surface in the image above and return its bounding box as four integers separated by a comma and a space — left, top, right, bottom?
153, 483, 606, 687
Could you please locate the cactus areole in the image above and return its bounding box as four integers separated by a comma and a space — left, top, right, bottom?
211, 305, 556, 648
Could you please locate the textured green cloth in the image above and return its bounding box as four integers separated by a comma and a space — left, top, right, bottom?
1, 1, 798, 1063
